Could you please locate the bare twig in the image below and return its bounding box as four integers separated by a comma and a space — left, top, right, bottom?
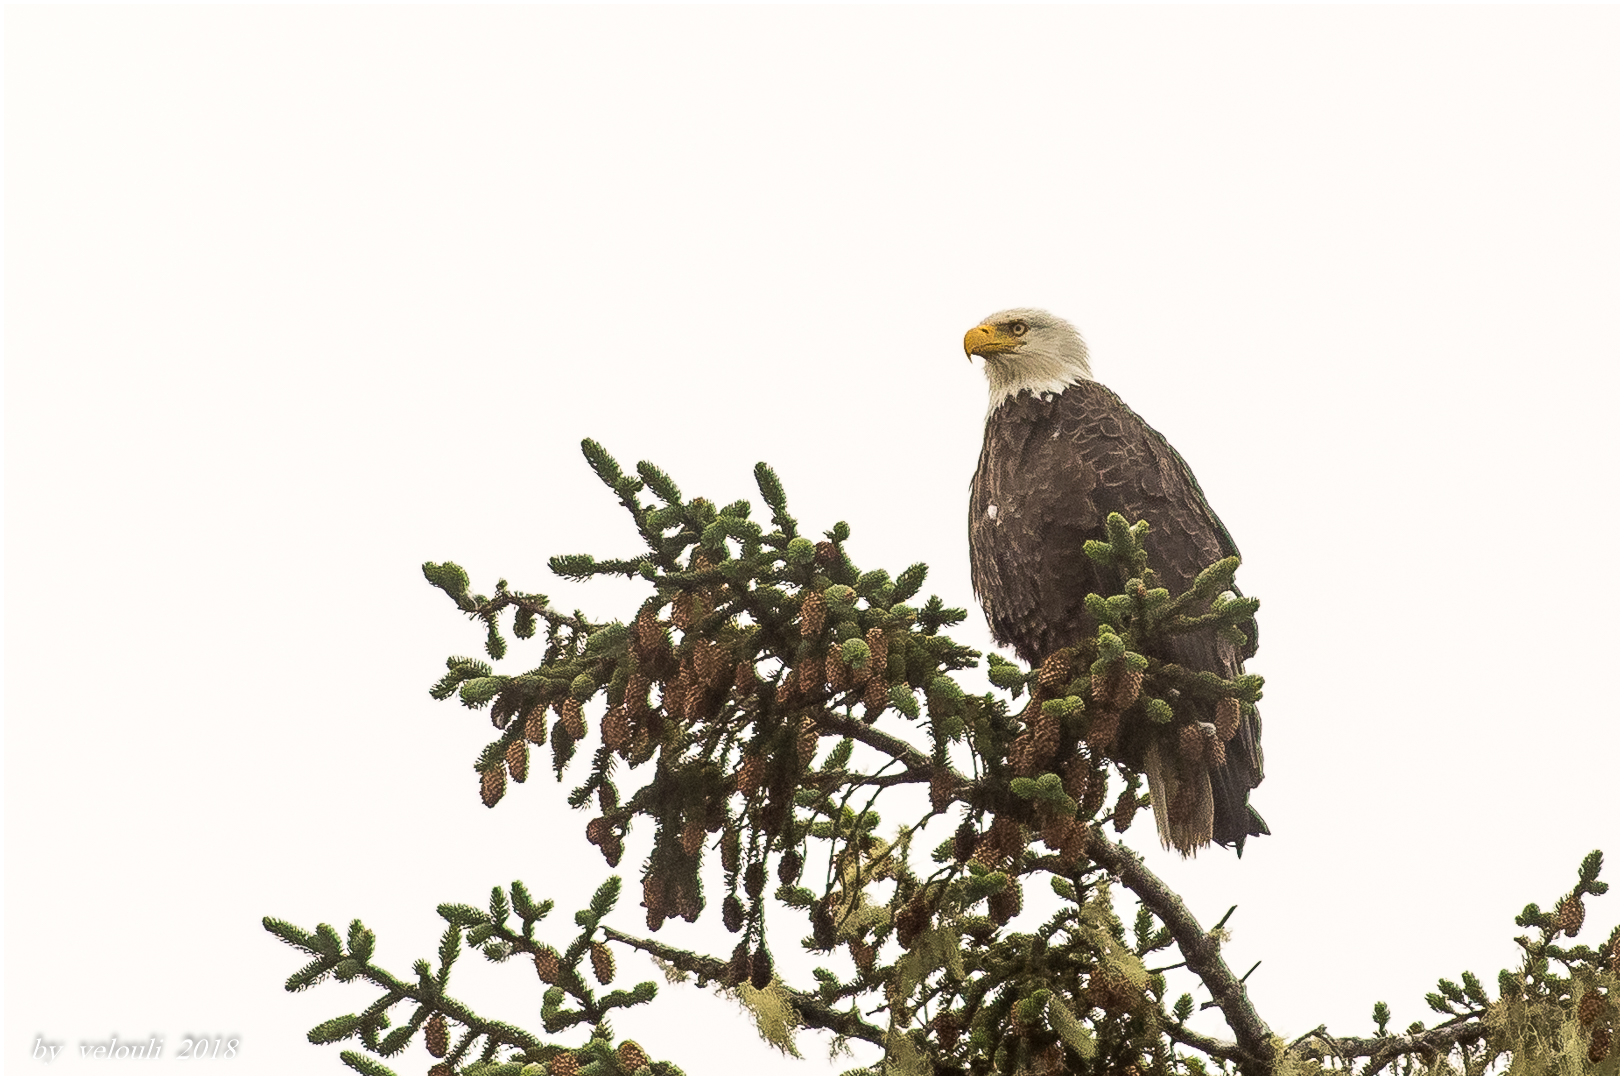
1160, 1012, 1246, 1066
600, 925, 888, 1048
815, 709, 939, 780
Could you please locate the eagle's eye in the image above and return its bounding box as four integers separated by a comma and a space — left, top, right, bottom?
1009, 321, 1028, 336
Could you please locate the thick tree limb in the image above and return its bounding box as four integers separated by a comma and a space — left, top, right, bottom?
1081, 828, 1276, 1073
1081, 831, 1494, 1075
601, 925, 889, 1048
1322, 1016, 1487, 1074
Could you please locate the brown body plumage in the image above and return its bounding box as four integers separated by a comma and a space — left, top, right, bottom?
965, 308, 1267, 855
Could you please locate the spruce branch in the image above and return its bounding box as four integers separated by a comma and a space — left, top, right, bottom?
600, 925, 889, 1047
1080, 826, 1276, 1071
274, 448, 1617, 1076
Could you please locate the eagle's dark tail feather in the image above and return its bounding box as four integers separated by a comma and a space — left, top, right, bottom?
1210, 706, 1268, 855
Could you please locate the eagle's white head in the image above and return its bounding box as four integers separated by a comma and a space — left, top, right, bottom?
963, 307, 1093, 412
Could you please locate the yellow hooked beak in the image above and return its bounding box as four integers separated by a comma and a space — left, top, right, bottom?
963, 323, 1023, 360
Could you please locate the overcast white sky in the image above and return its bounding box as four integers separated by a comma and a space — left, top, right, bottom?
5, 5, 1619, 1076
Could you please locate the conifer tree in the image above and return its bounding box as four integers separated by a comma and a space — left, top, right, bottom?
267, 441, 1619, 1076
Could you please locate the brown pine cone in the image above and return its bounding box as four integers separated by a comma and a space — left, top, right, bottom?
973, 819, 1025, 866
634, 607, 661, 654
775, 679, 792, 704
1033, 711, 1061, 761
751, 945, 773, 990
616, 1041, 650, 1073
428, 1063, 452, 1077
1112, 790, 1138, 834
524, 703, 548, 744
601, 833, 623, 868
1013, 734, 1039, 776
825, 643, 851, 692
726, 941, 751, 986
990, 814, 1023, 859
953, 820, 977, 863
660, 674, 684, 718
744, 861, 767, 898
692, 640, 722, 688
863, 675, 888, 714
931, 1010, 962, 1048
1082, 764, 1109, 818
896, 899, 929, 950
669, 591, 693, 631
778, 849, 803, 885
1206, 729, 1227, 769
736, 754, 766, 796
866, 627, 889, 675
734, 660, 758, 694
1558, 894, 1586, 937
1010, 734, 1037, 777
602, 705, 630, 751
533, 947, 560, 984
1216, 697, 1242, 741
1062, 754, 1092, 800
1579, 989, 1604, 1027
797, 718, 819, 766
562, 699, 587, 741
1085, 709, 1121, 751
1588, 1023, 1612, 1064
815, 540, 839, 565
684, 680, 707, 720
800, 593, 827, 639
1113, 668, 1144, 709
424, 1014, 448, 1058
680, 820, 705, 857
721, 824, 741, 874
550, 1050, 580, 1076
812, 898, 837, 950
676, 881, 702, 924
586, 816, 609, 847
505, 739, 529, 783
971, 836, 1001, 868
798, 657, 821, 693
1039, 650, 1072, 691
590, 941, 615, 985
1087, 971, 1137, 1014
1033, 1042, 1065, 1075
643, 870, 668, 918
1177, 725, 1205, 766
480, 765, 505, 808
1090, 667, 1113, 703
488, 691, 513, 732
988, 880, 1022, 925
1060, 819, 1088, 865
849, 938, 876, 973
625, 669, 650, 705
929, 770, 956, 814
722, 894, 745, 933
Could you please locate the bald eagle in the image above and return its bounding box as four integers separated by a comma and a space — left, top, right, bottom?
965, 308, 1267, 855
